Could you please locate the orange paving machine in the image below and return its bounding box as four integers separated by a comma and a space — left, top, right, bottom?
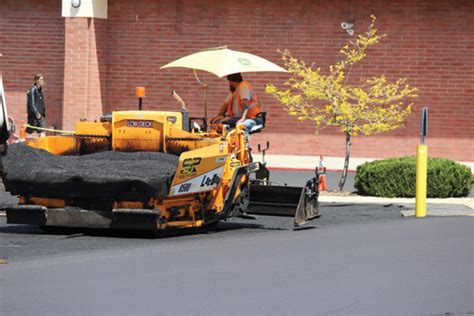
3, 108, 320, 233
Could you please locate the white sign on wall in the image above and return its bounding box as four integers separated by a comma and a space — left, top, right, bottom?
62, 0, 108, 19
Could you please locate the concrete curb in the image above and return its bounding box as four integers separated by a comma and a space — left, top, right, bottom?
401, 210, 474, 217
318, 195, 474, 217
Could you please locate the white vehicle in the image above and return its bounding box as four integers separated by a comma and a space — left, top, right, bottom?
0, 74, 11, 173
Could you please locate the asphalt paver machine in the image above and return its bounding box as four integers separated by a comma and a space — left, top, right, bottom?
2, 107, 320, 233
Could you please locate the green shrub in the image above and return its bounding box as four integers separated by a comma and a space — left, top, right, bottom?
354, 157, 473, 198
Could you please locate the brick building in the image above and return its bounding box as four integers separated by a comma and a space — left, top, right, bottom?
0, 0, 472, 164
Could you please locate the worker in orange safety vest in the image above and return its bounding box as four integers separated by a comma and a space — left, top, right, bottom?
211, 73, 262, 139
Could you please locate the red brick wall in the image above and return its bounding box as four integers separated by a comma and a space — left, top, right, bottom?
104, 0, 474, 161
0, 0, 64, 129
2, 0, 473, 162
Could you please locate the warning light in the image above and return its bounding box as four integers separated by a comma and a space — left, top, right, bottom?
135, 87, 146, 98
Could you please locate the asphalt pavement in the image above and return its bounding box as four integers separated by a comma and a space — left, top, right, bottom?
1, 170, 473, 315
1, 217, 473, 315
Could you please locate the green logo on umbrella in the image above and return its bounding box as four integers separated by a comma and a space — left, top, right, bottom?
238, 58, 251, 66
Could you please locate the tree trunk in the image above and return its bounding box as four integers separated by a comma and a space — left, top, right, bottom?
337, 131, 351, 191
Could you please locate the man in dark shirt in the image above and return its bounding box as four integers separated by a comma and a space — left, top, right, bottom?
26, 74, 46, 136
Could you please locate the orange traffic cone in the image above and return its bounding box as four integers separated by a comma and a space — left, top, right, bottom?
318, 154, 327, 191
19, 121, 26, 142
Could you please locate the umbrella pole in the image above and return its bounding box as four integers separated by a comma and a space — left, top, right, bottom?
194, 69, 208, 131
204, 84, 208, 131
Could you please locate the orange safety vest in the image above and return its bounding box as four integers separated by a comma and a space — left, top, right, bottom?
226, 80, 261, 119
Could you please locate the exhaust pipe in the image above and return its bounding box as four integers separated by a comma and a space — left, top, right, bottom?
172, 90, 186, 110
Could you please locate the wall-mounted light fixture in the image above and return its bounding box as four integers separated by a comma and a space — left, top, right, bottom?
341, 21, 354, 36
71, 0, 81, 8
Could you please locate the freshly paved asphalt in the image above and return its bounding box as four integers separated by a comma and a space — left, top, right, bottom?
1, 171, 473, 315
1, 217, 472, 315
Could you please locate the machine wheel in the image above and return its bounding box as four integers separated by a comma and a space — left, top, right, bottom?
232, 186, 250, 216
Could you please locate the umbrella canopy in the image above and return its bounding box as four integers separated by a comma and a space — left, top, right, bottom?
160, 46, 287, 78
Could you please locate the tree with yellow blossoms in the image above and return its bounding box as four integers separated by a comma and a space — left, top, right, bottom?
266, 16, 418, 190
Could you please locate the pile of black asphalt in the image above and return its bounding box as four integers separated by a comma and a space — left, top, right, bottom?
2, 143, 179, 204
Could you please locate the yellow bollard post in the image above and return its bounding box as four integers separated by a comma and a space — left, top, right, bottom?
415, 144, 428, 217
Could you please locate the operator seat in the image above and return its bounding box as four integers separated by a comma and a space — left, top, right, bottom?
249, 112, 266, 134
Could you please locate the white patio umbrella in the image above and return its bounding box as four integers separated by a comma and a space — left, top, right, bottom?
161, 46, 287, 126
160, 46, 287, 78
